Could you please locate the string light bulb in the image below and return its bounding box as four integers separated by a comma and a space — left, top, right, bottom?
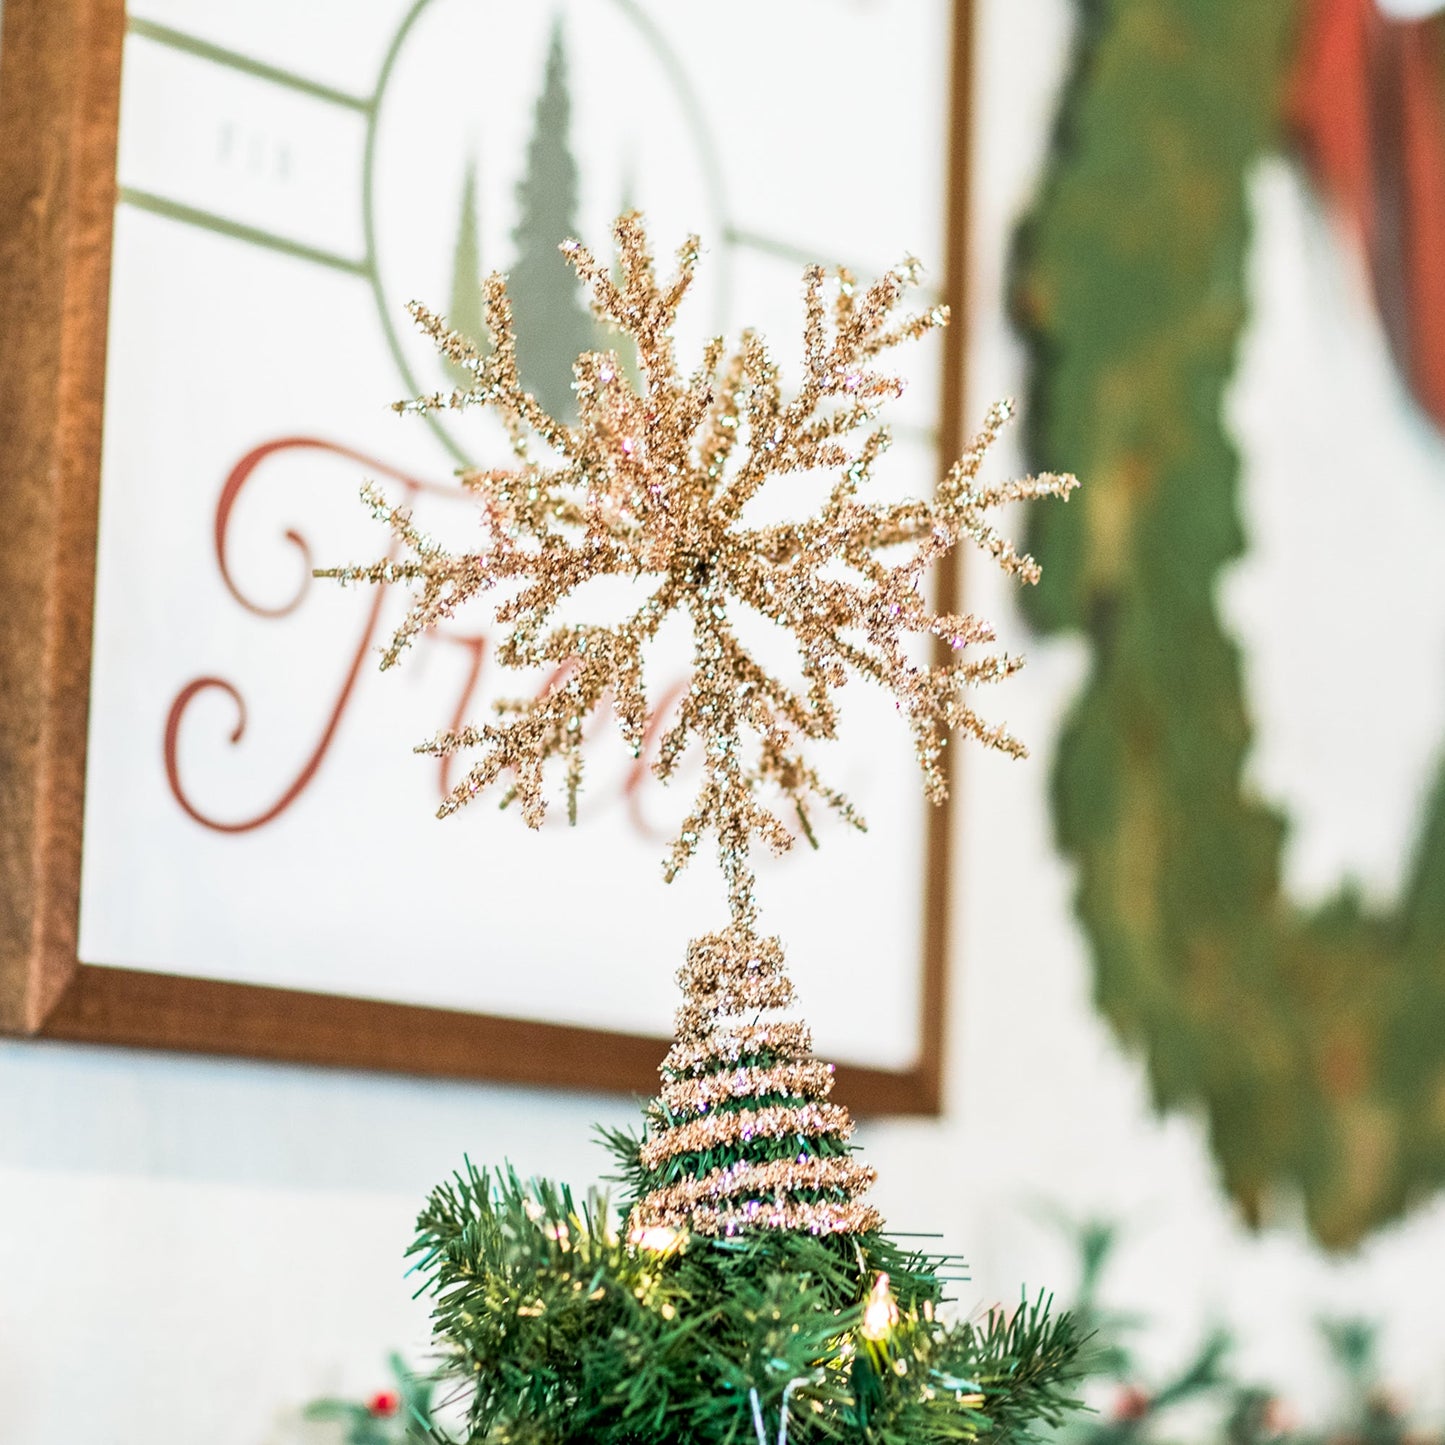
629, 1223, 686, 1255
860, 1272, 899, 1340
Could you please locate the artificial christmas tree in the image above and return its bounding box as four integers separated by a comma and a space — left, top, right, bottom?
322, 213, 1081, 1445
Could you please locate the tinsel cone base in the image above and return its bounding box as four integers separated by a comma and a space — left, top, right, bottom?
629, 926, 881, 1236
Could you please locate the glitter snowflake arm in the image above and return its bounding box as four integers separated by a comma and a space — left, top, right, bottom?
320, 214, 1076, 925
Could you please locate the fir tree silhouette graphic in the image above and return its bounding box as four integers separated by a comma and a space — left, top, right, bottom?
508, 17, 595, 420
445, 158, 487, 391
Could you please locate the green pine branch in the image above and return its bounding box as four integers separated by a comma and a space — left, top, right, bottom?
403, 1155, 1084, 1445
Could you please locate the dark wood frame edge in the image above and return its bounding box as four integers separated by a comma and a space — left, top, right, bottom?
919, 0, 976, 1116
0, 0, 124, 1038
0, 0, 973, 1116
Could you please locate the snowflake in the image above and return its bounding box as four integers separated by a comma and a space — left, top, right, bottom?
321, 214, 1075, 925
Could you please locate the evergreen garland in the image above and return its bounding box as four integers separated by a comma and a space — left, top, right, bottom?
1011, 0, 1445, 1248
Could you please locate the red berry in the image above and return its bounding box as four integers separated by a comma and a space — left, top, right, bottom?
1113, 1386, 1152, 1421
368, 1390, 400, 1417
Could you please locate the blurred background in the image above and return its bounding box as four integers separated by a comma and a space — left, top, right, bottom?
2, 0, 1444, 1441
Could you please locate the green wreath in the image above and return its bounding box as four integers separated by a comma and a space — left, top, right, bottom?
1011, 0, 1445, 1249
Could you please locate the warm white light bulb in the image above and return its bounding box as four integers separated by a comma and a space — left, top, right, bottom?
629, 1224, 685, 1254
860, 1272, 899, 1340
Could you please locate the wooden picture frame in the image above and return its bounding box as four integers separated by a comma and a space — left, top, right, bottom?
0, 0, 975, 1111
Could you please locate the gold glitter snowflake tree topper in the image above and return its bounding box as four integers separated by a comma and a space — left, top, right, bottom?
321, 213, 1074, 1237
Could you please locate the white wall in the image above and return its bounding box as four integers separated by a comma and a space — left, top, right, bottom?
3, 4, 1444, 1441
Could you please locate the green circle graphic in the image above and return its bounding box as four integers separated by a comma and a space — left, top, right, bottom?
362, 0, 730, 468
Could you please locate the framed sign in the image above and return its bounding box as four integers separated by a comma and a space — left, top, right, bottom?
0, 0, 974, 1110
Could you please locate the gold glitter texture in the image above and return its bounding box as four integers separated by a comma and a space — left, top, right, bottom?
320, 214, 1075, 924
660, 1021, 814, 1077
321, 214, 1075, 1238
639, 1156, 878, 1217
647, 1197, 884, 1238
658, 1059, 833, 1115
638, 1101, 857, 1171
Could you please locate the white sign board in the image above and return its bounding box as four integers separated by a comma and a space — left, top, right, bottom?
77, 0, 961, 1083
